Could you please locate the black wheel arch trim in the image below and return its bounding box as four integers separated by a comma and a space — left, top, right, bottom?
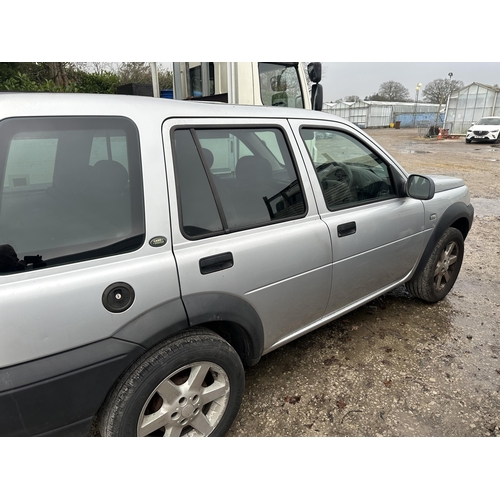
413, 201, 474, 277
114, 294, 263, 366
181, 292, 264, 367
112, 298, 189, 350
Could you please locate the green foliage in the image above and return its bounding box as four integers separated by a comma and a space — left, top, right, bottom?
0, 72, 73, 92
72, 70, 120, 94
0, 62, 173, 94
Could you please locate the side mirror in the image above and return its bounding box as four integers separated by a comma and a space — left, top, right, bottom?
307, 62, 322, 83
311, 83, 323, 111
406, 174, 435, 200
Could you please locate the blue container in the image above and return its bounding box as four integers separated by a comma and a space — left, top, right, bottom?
160, 89, 174, 99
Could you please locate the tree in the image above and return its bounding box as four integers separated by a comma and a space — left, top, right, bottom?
365, 93, 384, 101
367, 81, 410, 102
116, 62, 173, 90
422, 78, 463, 103
0, 62, 173, 94
343, 95, 361, 102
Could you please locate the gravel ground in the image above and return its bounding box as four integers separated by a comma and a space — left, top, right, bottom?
226, 128, 500, 437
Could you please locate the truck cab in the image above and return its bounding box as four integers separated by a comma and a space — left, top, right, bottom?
172, 62, 323, 110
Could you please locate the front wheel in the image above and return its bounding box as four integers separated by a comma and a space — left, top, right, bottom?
406, 227, 464, 303
465, 138, 472, 144
99, 329, 245, 437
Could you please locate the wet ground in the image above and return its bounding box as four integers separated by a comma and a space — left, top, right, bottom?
226, 128, 500, 437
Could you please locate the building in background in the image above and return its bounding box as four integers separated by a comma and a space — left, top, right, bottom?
444, 83, 500, 134
322, 101, 443, 129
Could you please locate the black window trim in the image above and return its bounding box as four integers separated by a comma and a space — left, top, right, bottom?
170, 123, 309, 241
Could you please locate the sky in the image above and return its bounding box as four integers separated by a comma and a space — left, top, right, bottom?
320, 62, 500, 103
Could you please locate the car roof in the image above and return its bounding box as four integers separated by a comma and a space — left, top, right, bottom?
0, 92, 348, 126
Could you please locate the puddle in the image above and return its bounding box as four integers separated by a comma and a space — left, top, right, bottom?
401, 150, 431, 154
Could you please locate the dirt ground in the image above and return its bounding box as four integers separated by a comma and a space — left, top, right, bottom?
226, 128, 500, 437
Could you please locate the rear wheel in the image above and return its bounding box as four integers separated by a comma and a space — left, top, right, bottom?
406, 227, 464, 303
99, 329, 245, 437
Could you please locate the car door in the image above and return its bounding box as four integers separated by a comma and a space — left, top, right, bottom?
163, 118, 333, 353
290, 120, 426, 314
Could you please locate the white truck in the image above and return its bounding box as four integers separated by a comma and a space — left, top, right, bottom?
169, 62, 323, 110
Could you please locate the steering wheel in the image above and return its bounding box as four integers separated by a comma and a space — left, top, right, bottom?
326, 162, 353, 187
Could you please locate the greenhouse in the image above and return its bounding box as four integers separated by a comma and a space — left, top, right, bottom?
322, 101, 442, 128
444, 82, 500, 134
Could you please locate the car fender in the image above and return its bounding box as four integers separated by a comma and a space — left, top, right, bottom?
413, 201, 474, 277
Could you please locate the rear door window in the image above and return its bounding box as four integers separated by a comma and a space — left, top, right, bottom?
172, 126, 306, 238
0, 116, 144, 274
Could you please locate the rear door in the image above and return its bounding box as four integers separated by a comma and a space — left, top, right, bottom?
163, 118, 332, 352
290, 120, 426, 313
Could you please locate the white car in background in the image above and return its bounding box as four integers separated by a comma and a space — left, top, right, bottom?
465, 116, 500, 144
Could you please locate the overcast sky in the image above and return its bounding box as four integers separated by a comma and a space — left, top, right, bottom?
320, 62, 500, 103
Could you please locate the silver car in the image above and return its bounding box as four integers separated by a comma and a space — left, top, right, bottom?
0, 94, 473, 436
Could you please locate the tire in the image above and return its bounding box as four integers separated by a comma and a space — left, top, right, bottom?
406, 227, 464, 303
465, 138, 472, 144
99, 329, 245, 437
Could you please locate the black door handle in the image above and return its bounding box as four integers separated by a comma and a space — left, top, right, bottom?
199, 252, 234, 275
337, 221, 356, 237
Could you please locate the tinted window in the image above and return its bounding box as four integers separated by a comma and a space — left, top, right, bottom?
0, 117, 144, 274
173, 127, 306, 238
301, 128, 396, 211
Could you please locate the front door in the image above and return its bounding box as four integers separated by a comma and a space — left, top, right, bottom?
291, 121, 426, 314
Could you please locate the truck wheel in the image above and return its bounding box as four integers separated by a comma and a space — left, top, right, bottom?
406, 227, 464, 303
99, 329, 245, 437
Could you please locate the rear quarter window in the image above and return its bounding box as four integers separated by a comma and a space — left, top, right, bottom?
0, 116, 145, 274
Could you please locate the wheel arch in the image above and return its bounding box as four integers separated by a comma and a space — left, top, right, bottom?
412, 201, 474, 278
112, 293, 264, 367
181, 292, 264, 367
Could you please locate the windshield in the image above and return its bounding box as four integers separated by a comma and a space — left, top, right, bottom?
476, 117, 500, 126
258, 63, 304, 108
